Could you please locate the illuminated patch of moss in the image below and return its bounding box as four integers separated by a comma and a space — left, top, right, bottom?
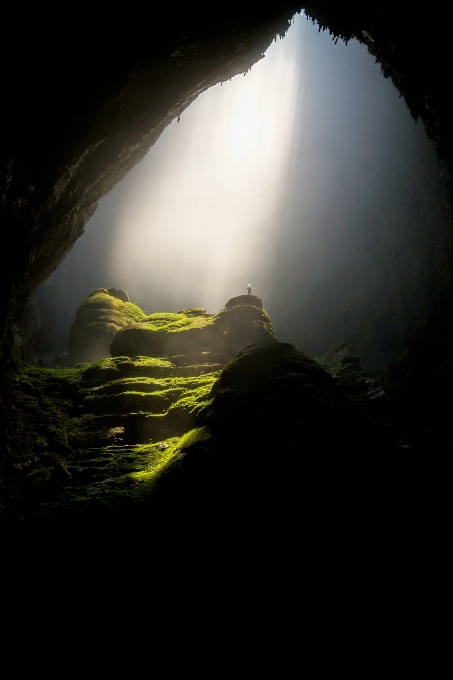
35, 438, 181, 516
90, 372, 218, 395
38, 428, 215, 517
175, 426, 212, 451
82, 371, 218, 419
138, 310, 215, 333
5, 354, 226, 521
178, 308, 208, 316
79, 291, 147, 327
81, 355, 176, 384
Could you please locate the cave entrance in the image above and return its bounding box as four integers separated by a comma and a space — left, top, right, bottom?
29, 11, 451, 372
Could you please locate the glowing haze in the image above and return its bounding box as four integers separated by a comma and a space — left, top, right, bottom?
40, 12, 446, 369
109, 16, 303, 312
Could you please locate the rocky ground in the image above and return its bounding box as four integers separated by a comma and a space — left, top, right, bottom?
2, 352, 218, 523
3, 338, 448, 527
1, 296, 450, 531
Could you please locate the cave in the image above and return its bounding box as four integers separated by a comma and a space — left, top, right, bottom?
1, 3, 452, 538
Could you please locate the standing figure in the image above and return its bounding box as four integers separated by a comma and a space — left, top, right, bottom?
245, 284, 253, 296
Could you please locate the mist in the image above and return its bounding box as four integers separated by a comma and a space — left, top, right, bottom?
34, 12, 449, 368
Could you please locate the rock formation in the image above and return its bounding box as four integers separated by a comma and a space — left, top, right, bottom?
108, 295, 275, 363
324, 339, 361, 371
67, 291, 275, 367
67, 289, 144, 365
5, 320, 450, 531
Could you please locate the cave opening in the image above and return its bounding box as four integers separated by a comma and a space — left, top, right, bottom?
26, 11, 451, 373
3, 5, 453, 530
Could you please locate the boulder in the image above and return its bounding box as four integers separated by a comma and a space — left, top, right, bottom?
67, 289, 145, 365
200, 341, 371, 448
225, 295, 263, 310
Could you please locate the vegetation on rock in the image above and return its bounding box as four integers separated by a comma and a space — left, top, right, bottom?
111, 299, 276, 361
67, 289, 147, 365
3, 333, 447, 526
3, 351, 219, 521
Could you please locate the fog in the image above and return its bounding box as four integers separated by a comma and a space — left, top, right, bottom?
36, 12, 448, 367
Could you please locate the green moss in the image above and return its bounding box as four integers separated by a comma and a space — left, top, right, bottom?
138, 310, 215, 333
82, 371, 218, 419
81, 355, 176, 384
35, 428, 214, 517
35, 438, 182, 516
78, 291, 147, 327
178, 308, 207, 316
175, 426, 212, 451
6, 297, 276, 521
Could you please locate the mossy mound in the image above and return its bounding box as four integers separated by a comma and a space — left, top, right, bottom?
138, 310, 215, 332
199, 342, 379, 449
79, 356, 219, 443
123, 343, 398, 526
4, 354, 219, 521
211, 341, 332, 393
80, 355, 178, 384
111, 298, 276, 361
67, 289, 147, 365
31, 437, 193, 522
67, 291, 275, 368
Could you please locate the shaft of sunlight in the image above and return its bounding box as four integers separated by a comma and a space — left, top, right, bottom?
109, 14, 304, 312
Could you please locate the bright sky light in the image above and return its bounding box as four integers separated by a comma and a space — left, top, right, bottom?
44, 10, 433, 365
109, 14, 305, 311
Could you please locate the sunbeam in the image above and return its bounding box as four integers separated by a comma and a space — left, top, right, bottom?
108, 14, 304, 312
38, 11, 446, 373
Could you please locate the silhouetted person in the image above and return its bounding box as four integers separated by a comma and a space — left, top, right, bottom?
246, 284, 253, 295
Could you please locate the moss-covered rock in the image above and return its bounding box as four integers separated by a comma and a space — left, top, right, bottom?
67, 289, 146, 365
199, 342, 380, 450
3, 341, 422, 527
67, 291, 275, 368
4, 352, 220, 521
224, 294, 263, 309
110, 297, 276, 361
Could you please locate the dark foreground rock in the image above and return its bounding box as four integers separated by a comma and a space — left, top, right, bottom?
185, 342, 388, 455
133, 343, 428, 528
3, 340, 450, 558
1, 342, 386, 522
